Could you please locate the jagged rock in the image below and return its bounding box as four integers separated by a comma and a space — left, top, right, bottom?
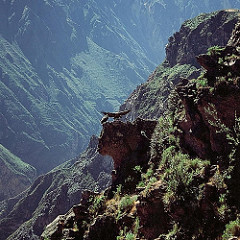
84, 214, 118, 240
166, 10, 239, 68
121, 10, 239, 121
98, 118, 157, 191
37, 10, 240, 240
136, 180, 168, 239
177, 46, 240, 161
228, 22, 240, 47
0, 136, 112, 240
196, 45, 240, 80
41, 215, 65, 240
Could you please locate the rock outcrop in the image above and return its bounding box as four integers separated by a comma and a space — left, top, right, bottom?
177, 35, 240, 161
39, 10, 240, 240
98, 118, 157, 191
121, 10, 240, 121
0, 136, 112, 240
41, 118, 157, 239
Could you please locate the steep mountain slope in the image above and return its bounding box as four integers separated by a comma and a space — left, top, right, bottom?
0, 0, 154, 174
0, 136, 112, 240
41, 12, 240, 240
0, 144, 36, 201
121, 9, 240, 120
1, 1, 240, 175
112, 0, 240, 63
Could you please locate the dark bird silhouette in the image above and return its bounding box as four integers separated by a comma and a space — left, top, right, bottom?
100, 109, 130, 124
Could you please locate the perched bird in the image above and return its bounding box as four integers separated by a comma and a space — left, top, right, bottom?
100, 109, 130, 124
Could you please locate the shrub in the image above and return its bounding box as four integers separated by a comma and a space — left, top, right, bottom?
119, 195, 137, 211
89, 195, 106, 216
150, 115, 179, 164
222, 218, 240, 240
160, 146, 209, 206
207, 45, 225, 56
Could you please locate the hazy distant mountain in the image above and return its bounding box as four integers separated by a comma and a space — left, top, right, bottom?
0, 144, 36, 201
1, 0, 240, 175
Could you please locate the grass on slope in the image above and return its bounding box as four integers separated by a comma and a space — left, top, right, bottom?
0, 144, 36, 178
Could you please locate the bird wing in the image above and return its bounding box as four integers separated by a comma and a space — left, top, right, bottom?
118, 109, 131, 116
100, 109, 130, 117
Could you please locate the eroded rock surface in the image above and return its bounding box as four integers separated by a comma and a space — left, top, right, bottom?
98, 118, 157, 190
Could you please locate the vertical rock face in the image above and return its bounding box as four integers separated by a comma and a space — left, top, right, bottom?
228, 21, 240, 46
0, 1, 239, 175
98, 118, 157, 190
176, 20, 240, 161
165, 10, 239, 67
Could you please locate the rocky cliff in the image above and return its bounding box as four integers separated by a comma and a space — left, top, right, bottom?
121, 9, 240, 121
1, 1, 240, 176
98, 118, 157, 192
40, 10, 240, 240
0, 136, 112, 240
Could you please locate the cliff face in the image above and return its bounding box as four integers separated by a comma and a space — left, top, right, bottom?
1, 1, 240, 176
98, 118, 157, 191
40, 10, 240, 240
41, 118, 158, 240
0, 136, 112, 240
121, 10, 240, 121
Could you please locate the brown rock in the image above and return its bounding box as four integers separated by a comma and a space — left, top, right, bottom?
84, 214, 118, 240
136, 180, 168, 239
98, 118, 157, 191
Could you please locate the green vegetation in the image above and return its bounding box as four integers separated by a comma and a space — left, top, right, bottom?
0, 144, 36, 179
159, 224, 180, 240
207, 45, 225, 56
183, 12, 216, 30
117, 227, 136, 240
135, 64, 199, 119
116, 194, 137, 222
119, 195, 137, 212
117, 217, 140, 240
222, 218, 240, 240
89, 195, 106, 216
161, 146, 209, 206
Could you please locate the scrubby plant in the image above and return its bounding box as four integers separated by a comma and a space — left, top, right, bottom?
150, 115, 179, 165
117, 225, 137, 240
207, 45, 225, 56
137, 164, 156, 188
119, 195, 137, 211
222, 218, 240, 240
114, 184, 122, 202
159, 224, 180, 240
160, 146, 209, 206
88, 194, 106, 216
193, 71, 209, 88
117, 227, 136, 240
116, 194, 137, 221
133, 217, 140, 235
